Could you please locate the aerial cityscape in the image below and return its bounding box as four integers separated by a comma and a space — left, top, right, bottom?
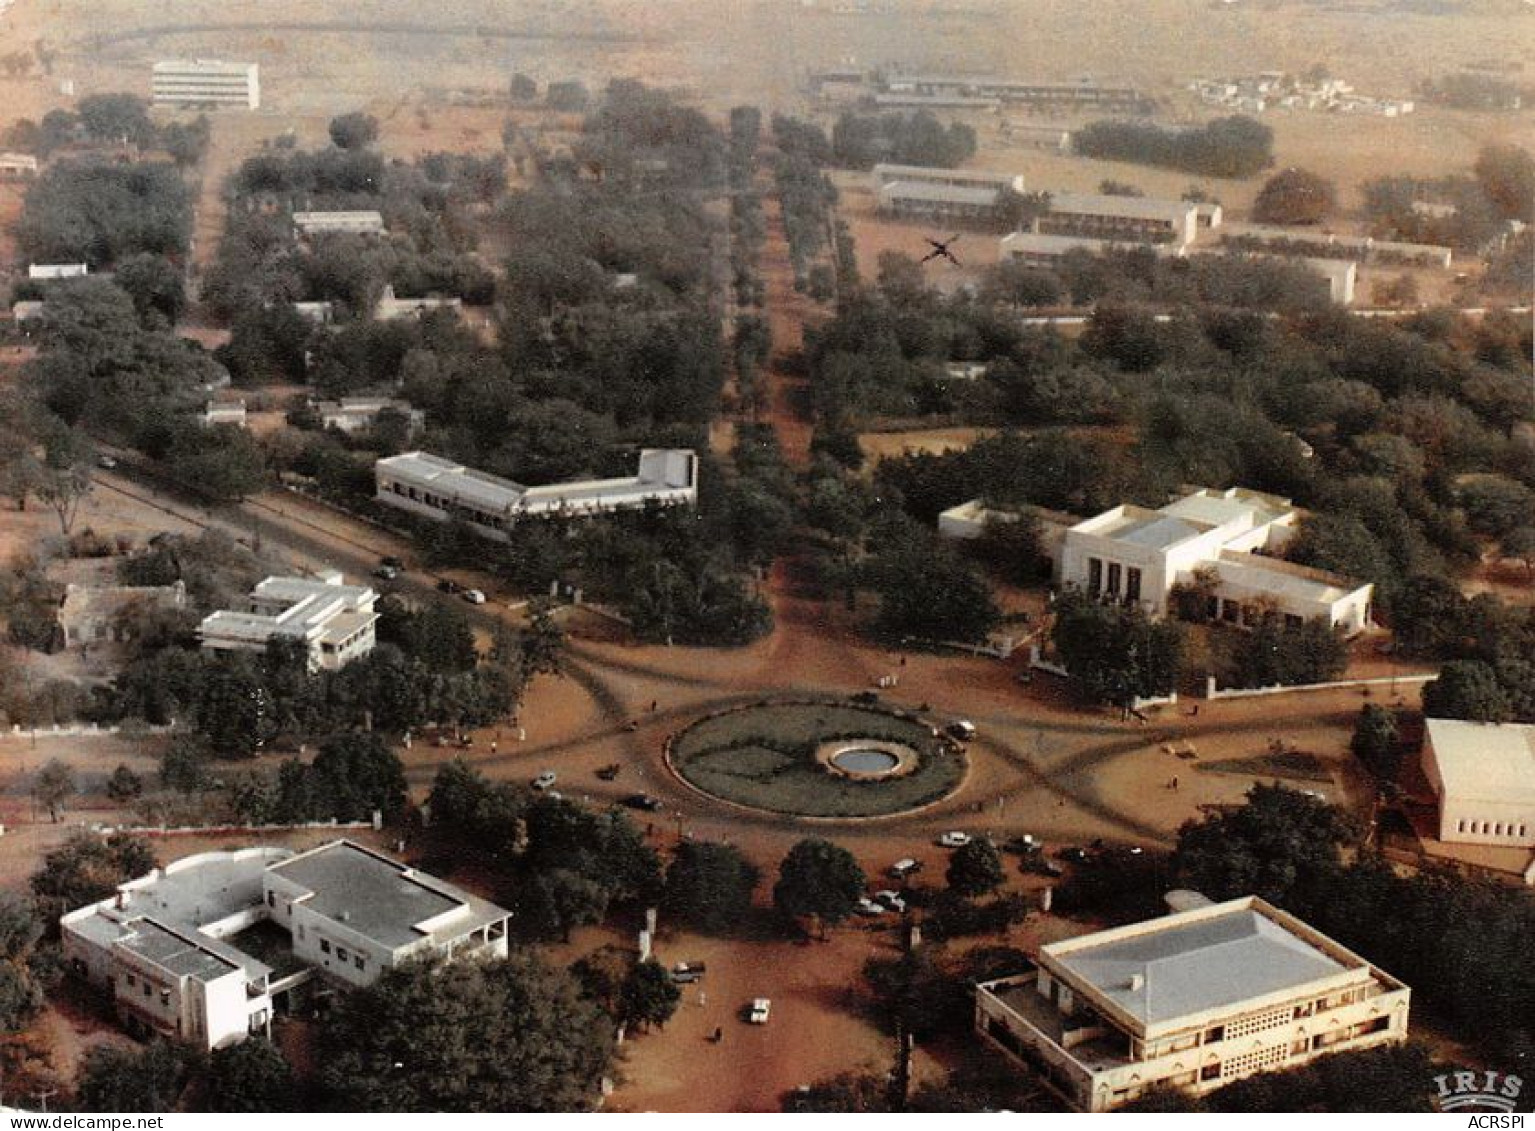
0, 0, 1528, 1116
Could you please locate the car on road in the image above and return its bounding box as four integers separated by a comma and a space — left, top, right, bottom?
888, 858, 923, 879
622, 793, 663, 811
373, 565, 400, 581
872, 890, 907, 913
96, 454, 118, 470
748, 998, 771, 1024
671, 961, 707, 984
945, 719, 977, 742
1057, 845, 1091, 864
436, 578, 463, 595
596, 763, 621, 781
531, 770, 557, 791
379, 556, 404, 570
461, 589, 486, 604
938, 831, 972, 848
1003, 834, 1041, 856
854, 897, 887, 917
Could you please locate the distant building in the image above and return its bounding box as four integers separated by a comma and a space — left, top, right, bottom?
877, 180, 1002, 222
62, 841, 509, 1049
1000, 230, 1188, 266
1219, 224, 1451, 270
885, 74, 1146, 111
939, 498, 1078, 576
200, 399, 247, 428
151, 60, 260, 110
374, 285, 463, 321
1193, 202, 1224, 230
1059, 486, 1373, 633
28, 263, 88, 281
58, 581, 186, 648
292, 300, 335, 325
941, 361, 990, 381
293, 210, 386, 237
1000, 122, 1073, 152
314, 397, 424, 436
9, 300, 48, 323
375, 449, 698, 540
1036, 192, 1199, 248
198, 572, 378, 671
1422, 718, 1535, 848
872, 93, 1000, 110
1301, 257, 1356, 305
0, 152, 38, 179
872, 162, 1025, 195
976, 896, 1411, 1111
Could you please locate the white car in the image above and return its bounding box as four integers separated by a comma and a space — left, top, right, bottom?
873, 890, 907, 913
462, 589, 487, 605
531, 770, 557, 791
749, 998, 771, 1024
888, 858, 922, 879
938, 831, 972, 848
854, 897, 887, 917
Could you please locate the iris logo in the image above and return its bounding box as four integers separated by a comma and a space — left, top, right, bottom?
1434, 1071, 1524, 1113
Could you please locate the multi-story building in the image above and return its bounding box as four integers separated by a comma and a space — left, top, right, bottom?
871, 163, 1025, 195
1000, 230, 1190, 267
1036, 192, 1199, 248
0, 152, 38, 179
877, 180, 1003, 222
1422, 717, 1535, 848
375, 448, 698, 540
198, 572, 379, 671
1058, 486, 1373, 633
975, 896, 1411, 1111
151, 60, 260, 110
62, 841, 509, 1049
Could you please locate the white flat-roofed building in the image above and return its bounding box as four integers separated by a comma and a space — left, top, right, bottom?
375, 448, 698, 540
62, 841, 508, 1049
1037, 192, 1199, 248
292, 300, 334, 325
10, 299, 47, 323
877, 180, 1002, 222
0, 152, 38, 179
872, 162, 1025, 194
293, 210, 386, 237
873, 92, 1000, 110
28, 263, 88, 280
1001, 122, 1073, 152
314, 397, 423, 436
1422, 718, 1535, 848
975, 896, 1411, 1111
200, 399, 247, 428
1000, 230, 1190, 266
58, 580, 186, 647
199, 572, 378, 671
152, 60, 260, 110
1193, 202, 1223, 229
1060, 486, 1373, 633
1302, 257, 1356, 305
264, 840, 509, 988
374, 284, 463, 321
939, 497, 1078, 575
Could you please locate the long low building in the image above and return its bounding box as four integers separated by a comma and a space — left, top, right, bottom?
1000, 230, 1190, 266
314, 397, 424, 436
375, 448, 698, 539
62, 841, 509, 1049
293, 210, 386, 237
152, 59, 260, 110
1220, 223, 1451, 269
1422, 717, 1535, 848
1037, 192, 1199, 247
199, 572, 378, 671
976, 896, 1411, 1111
872, 162, 1025, 194
877, 180, 1002, 222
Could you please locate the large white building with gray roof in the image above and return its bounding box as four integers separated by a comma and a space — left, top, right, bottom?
375, 448, 698, 540
198, 571, 378, 671
62, 841, 509, 1049
1422, 717, 1535, 848
975, 896, 1411, 1110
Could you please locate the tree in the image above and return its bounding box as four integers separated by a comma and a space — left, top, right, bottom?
619, 959, 680, 1032
30, 759, 73, 823
662, 841, 760, 933
105, 763, 143, 803
30, 832, 156, 923
545, 81, 589, 113
1503, 525, 1535, 579
1051, 592, 1184, 708
1474, 143, 1535, 222
0, 961, 43, 1033
161, 731, 214, 793
946, 838, 1005, 899
201, 1038, 295, 1112
328, 112, 379, 150
519, 598, 566, 682
1252, 168, 1337, 225
1422, 659, 1511, 722
1174, 783, 1356, 905
34, 427, 93, 537
864, 519, 999, 645
75, 1042, 192, 1112
773, 838, 866, 932
307, 731, 408, 821
1350, 703, 1402, 781
509, 73, 538, 102
318, 954, 614, 1111
114, 253, 186, 325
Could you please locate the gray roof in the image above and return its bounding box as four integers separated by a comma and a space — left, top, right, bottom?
1047, 192, 1196, 224
881, 180, 1001, 207
1050, 906, 1347, 1028
118, 918, 243, 983
268, 841, 500, 950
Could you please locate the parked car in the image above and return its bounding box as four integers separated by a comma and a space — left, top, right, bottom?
596, 763, 621, 781
748, 998, 771, 1024
379, 556, 405, 570
671, 961, 707, 984
1002, 834, 1041, 856
1057, 845, 1090, 864
851, 690, 880, 705
946, 719, 977, 742
854, 897, 887, 917
96, 454, 118, 470
531, 770, 557, 791
872, 890, 907, 913
373, 565, 400, 581
622, 793, 663, 812
888, 858, 923, 879
436, 578, 463, 595
938, 831, 972, 848
461, 589, 487, 605
1026, 857, 1065, 878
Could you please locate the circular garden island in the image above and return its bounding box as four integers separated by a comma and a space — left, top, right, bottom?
668, 700, 965, 818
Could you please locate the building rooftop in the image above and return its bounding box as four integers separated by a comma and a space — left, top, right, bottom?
1425, 718, 1535, 801
873, 162, 1020, 185
1002, 231, 1181, 258
153, 59, 257, 76
1161, 486, 1293, 530
1084, 506, 1213, 550
1215, 550, 1365, 606
118, 918, 244, 984
267, 841, 503, 951
1046, 192, 1196, 223
880, 180, 1001, 207
377, 449, 697, 516
1046, 899, 1354, 1030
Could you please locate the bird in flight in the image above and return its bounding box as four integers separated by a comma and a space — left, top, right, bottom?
920, 233, 962, 267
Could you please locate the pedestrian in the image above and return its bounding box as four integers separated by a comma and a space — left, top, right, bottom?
518, 726, 526, 742
712, 1026, 723, 1044
490, 741, 498, 755
699, 990, 707, 1008
1172, 776, 1180, 791
650, 699, 658, 712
